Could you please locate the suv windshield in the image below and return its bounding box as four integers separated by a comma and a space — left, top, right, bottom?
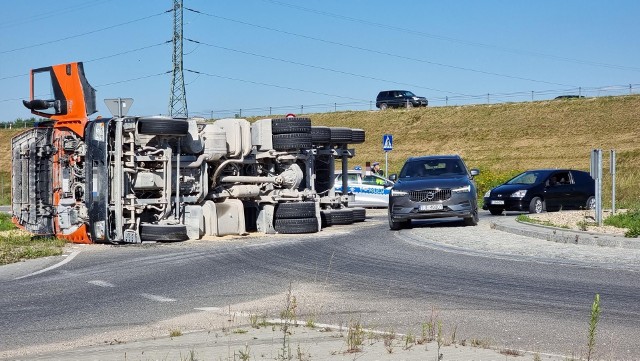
401, 91, 415, 97
399, 158, 467, 178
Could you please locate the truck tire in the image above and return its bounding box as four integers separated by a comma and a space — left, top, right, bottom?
139, 224, 189, 242
274, 217, 319, 234
272, 133, 312, 150
138, 118, 189, 136
275, 201, 316, 219
271, 117, 311, 134
352, 207, 366, 222
351, 129, 365, 144
328, 208, 354, 225
320, 210, 332, 227
329, 127, 352, 144
311, 126, 331, 144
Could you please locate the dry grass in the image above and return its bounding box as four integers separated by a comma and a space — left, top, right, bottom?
2, 95, 639, 206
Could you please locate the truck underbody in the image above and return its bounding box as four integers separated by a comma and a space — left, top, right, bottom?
12, 62, 365, 244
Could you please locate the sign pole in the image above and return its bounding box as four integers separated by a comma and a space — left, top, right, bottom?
382, 134, 393, 178
384, 151, 388, 178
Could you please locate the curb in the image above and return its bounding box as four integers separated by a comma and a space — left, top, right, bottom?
489, 217, 640, 250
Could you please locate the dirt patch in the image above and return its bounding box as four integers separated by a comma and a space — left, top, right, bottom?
527, 210, 627, 236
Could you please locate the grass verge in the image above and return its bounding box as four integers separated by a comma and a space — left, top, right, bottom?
604, 209, 640, 237
0, 213, 66, 265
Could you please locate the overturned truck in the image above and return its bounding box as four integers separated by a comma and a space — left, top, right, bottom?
12, 62, 365, 244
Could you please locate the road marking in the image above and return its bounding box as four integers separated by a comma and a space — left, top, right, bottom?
15, 251, 81, 280
140, 293, 176, 302
88, 280, 115, 288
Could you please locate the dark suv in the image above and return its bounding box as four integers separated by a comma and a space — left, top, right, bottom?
388, 155, 479, 230
376, 90, 428, 110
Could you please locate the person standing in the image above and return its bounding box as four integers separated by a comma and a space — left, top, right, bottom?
372, 162, 384, 176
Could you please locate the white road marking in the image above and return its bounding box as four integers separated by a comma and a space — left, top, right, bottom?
15, 251, 81, 280
88, 280, 115, 288
140, 293, 176, 302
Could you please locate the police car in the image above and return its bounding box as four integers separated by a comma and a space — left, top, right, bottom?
334, 170, 394, 207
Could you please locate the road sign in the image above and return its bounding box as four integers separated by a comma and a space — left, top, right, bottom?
105, 98, 134, 117
383, 134, 393, 151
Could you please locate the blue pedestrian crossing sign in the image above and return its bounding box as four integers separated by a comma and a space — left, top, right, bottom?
383, 134, 393, 151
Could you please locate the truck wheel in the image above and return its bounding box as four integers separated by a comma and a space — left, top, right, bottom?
311, 126, 331, 144
320, 210, 332, 227
329, 208, 354, 225
275, 201, 316, 219
274, 217, 318, 234
138, 118, 189, 136
272, 133, 312, 150
352, 207, 366, 222
351, 129, 365, 144
139, 224, 189, 242
329, 127, 352, 144
271, 117, 311, 134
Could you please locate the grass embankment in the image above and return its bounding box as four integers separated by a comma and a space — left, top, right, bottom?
0, 213, 66, 265
309, 95, 640, 209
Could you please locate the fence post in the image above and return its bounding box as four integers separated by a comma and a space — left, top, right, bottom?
239, 109, 242, 118
334, 103, 337, 112
630, 84, 633, 95
531, 91, 534, 101
446, 96, 448, 106
487, 93, 490, 104
369, 101, 372, 110
301, 105, 303, 114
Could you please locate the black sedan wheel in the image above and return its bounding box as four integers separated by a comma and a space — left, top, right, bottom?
586, 196, 596, 210
529, 197, 544, 214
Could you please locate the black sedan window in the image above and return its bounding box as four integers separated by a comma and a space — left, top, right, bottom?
507, 171, 543, 185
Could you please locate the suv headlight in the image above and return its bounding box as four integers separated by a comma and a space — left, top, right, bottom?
511, 190, 527, 198
412, 97, 419, 100
452, 185, 471, 193
484, 190, 491, 198
391, 189, 408, 196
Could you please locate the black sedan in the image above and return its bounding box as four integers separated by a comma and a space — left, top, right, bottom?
483, 169, 595, 215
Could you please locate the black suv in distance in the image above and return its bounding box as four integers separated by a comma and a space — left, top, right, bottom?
376, 90, 428, 110
388, 155, 479, 230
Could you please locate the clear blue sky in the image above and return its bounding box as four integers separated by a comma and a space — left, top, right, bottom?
1, 0, 638, 122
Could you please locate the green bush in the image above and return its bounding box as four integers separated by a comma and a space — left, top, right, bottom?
475, 168, 522, 205
604, 209, 640, 238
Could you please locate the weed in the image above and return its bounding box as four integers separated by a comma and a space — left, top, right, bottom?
169, 329, 182, 337
586, 293, 601, 361
500, 348, 524, 356
346, 319, 364, 353
237, 344, 250, 361
450, 325, 457, 345
180, 350, 198, 361
436, 320, 443, 361
278, 283, 295, 360
533, 352, 542, 361
605, 208, 640, 237
470, 338, 491, 349
305, 317, 315, 329
383, 329, 395, 354
233, 329, 248, 334
403, 332, 415, 350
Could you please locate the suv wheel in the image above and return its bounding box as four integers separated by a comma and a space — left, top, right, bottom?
379, 103, 388, 110
388, 211, 403, 230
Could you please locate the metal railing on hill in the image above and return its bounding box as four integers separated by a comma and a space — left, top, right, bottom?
191, 83, 639, 119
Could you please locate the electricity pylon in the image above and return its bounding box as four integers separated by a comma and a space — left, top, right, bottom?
169, 0, 187, 118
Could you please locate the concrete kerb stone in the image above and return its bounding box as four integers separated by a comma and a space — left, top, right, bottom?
489, 216, 640, 249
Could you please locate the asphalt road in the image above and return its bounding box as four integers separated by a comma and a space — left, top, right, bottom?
1, 211, 639, 359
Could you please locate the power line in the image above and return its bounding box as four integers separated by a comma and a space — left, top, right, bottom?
185, 69, 370, 102
262, 0, 640, 73
184, 7, 575, 88
0, 41, 171, 83
0, 0, 115, 30
0, 9, 171, 55
184, 38, 471, 97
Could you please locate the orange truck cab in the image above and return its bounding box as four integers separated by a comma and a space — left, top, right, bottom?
13, 62, 97, 243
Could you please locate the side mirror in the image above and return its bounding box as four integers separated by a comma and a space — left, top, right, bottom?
470, 169, 480, 177
389, 174, 397, 182
384, 181, 394, 188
